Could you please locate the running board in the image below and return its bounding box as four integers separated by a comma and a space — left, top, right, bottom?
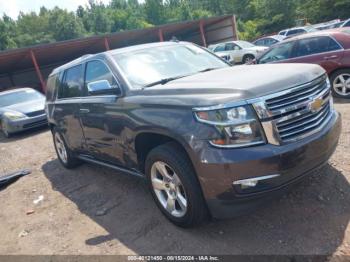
77, 155, 144, 179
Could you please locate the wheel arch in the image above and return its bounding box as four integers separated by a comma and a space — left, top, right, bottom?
134, 130, 194, 174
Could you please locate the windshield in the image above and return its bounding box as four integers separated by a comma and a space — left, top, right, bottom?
113, 44, 229, 88
0, 89, 44, 107
236, 41, 255, 48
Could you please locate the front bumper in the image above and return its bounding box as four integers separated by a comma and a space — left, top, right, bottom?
191, 111, 341, 219
3, 114, 48, 134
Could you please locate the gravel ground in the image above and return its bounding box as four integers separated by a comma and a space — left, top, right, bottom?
0, 100, 349, 256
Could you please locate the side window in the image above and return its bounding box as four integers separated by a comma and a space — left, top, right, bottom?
254, 39, 265, 46
214, 44, 225, 52
259, 41, 295, 64
58, 65, 83, 99
225, 43, 240, 51
287, 29, 305, 36
266, 38, 278, 46
296, 36, 342, 57
344, 21, 350, 27
85, 60, 119, 95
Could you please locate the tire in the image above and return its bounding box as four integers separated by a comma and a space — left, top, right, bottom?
330, 69, 350, 98
2, 122, 11, 138
145, 142, 208, 227
242, 54, 255, 64
3, 129, 11, 138
52, 127, 81, 169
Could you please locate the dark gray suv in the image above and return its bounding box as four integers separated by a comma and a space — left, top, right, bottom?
46, 42, 341, 227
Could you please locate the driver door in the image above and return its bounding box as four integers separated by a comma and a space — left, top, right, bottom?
79, 59, 124, 165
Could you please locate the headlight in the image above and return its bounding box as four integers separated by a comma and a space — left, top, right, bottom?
194, 105, 265, 148
3, 111, 27, 120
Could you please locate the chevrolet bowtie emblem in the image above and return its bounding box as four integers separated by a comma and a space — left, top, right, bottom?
310, 98, 323, 113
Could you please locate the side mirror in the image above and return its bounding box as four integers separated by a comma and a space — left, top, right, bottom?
87, 80, 120, 95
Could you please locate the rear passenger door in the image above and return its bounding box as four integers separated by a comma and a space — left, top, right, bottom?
79, 59, 124, 165
53, 65, 85, 151
287, 36, 344, 73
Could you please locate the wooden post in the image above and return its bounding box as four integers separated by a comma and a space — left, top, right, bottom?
30, 50, 46, 93
158, 29, 164, 42
104, 37, 110, 51
232, 15, 239, 40
199, 20, 207, 47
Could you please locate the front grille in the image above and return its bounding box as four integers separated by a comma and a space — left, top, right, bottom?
23, 119, 47, 129
253, 75, 333, 144
26, 110, 45, 117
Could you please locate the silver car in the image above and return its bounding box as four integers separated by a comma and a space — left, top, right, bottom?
208, 41, 268, 64
0, 88, 47, 137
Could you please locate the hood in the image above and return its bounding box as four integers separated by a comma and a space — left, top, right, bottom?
0, 98, 45, 116
126, 63, 325, 108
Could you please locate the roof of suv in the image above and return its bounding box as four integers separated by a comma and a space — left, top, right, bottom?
51, 41, 184, 76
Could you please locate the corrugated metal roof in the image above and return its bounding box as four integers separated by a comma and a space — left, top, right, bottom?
0, 15, 233, 75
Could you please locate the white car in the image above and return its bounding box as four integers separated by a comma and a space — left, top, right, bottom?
208, 41, 268, 64
278, 26, 318, 38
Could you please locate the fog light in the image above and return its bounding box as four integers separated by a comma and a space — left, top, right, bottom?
233, 174, 280, 189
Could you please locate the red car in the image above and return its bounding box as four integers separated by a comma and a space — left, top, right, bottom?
257, 28, 350, 98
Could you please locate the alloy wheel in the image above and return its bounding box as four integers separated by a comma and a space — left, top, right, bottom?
333, 73, 350, 97
150, 161, 187, 218
54, 132, 68, 164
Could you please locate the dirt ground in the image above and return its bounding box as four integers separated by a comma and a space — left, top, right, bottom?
0, 100, 349, 256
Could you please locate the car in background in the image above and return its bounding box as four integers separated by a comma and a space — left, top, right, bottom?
0, 88, 47, 137
253, 35, 286, 47
340, 19, 350, 28
278, 26, 318, 38
257, 28, 350, 98
313, 19, 342, 31
208, 40, 268, 64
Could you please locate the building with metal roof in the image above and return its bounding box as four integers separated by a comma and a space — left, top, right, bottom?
0, 15, 238, 93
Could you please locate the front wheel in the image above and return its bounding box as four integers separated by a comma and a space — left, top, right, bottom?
330, 69, 350, 98
145, 142, 208, 227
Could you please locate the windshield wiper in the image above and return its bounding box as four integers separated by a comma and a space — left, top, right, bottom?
144, 74, 189, 87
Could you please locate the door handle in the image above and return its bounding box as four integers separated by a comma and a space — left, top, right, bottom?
324, 55, 338, 60
79, 108, 90, 114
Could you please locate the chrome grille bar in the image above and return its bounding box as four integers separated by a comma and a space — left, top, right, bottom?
251, 74, 333, 145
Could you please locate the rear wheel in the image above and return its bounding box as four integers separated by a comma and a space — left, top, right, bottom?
243, 54, 255, 64
145, 142, 208, 227
52, 127, 81, 169
330, 69, 350, 98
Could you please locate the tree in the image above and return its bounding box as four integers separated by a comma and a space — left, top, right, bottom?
48, 8, 85, 41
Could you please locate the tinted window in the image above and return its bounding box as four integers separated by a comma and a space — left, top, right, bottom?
279, 31, 287, 36
58, 65, 83, 99
296, 36, 342, 57
259, 41, 295, 63
344, 21, 350, 27
287, 29, 305, 36
85, 60, 118, 90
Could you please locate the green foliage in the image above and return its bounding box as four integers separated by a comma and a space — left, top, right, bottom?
0, 0, 349, 51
